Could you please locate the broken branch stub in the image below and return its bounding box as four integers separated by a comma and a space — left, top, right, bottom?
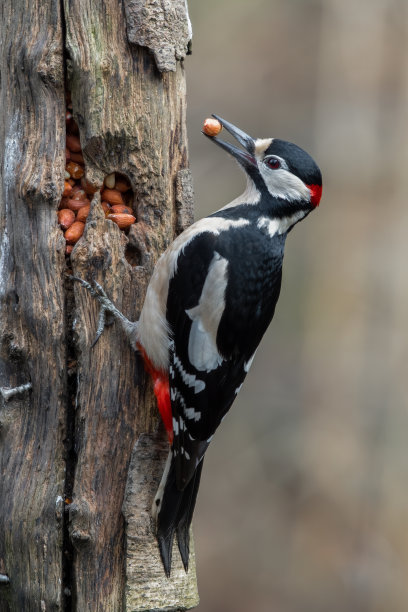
124, 0, 193, 72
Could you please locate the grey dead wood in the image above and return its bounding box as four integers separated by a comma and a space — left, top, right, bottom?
0, 0, 198, 609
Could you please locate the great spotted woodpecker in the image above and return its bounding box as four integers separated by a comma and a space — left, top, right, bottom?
73, 115, 322, 577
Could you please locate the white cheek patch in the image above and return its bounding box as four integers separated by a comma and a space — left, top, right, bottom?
259, 163, 311, 203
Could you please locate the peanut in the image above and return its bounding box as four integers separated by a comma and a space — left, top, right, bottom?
115, 178, 131, 193
70, 152, 85, 165
66, 161, 84, 179
104, 173, 115, 189
58, 208, 75, 230
70, 186, 88, 201
101, 188, 124, 206
76, 204, 91, 223
107, 213, 136, 229
110, 204, 133, 215
66, 198, 90, 212
203, 118, 222, 137
63, 181, 72, 197
66, 134, 81, 152
65, 221, 85, 244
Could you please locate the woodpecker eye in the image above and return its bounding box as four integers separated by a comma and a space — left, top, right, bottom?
265, 157, 281, 170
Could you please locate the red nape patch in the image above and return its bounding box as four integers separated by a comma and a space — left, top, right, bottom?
137, 343, 173, 445
307, 184, 322, 207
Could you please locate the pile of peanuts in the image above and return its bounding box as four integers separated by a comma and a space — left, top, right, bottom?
60, 98, 136, 256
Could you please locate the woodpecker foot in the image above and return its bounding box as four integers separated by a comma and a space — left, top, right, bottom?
70, 276, 138, 348
0, 382, 32, 401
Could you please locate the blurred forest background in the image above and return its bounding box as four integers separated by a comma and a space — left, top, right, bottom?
184, 1, 408, 611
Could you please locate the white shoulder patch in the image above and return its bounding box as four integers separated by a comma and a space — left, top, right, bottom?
186, 251, 228, 372
137, 216, 249, 371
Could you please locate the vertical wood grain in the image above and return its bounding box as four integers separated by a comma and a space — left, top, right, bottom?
64, 0, 197, 609
1, 0, 197, 609
0, 0, 66, 609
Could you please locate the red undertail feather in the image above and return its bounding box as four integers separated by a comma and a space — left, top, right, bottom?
137, 343, 173, 444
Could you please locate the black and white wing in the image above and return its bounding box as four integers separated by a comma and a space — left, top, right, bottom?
166, 224, 285, 490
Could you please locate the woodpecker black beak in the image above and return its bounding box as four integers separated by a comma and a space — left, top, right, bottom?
204, 115, 256, 169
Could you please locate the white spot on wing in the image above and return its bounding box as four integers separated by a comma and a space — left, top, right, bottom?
184, 406, 201, 422
171, 388, 202, 422
186, 251, 227, 372
173, 350, 206, 393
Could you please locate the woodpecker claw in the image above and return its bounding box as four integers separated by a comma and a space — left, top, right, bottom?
69, 275, 138, 348
90, 305, 108, 348
69, 276, 113, 346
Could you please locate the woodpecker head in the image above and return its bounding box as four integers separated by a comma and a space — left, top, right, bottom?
204, 115, 322, 211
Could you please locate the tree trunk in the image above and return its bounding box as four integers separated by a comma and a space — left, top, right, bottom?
0, 0, 198, 610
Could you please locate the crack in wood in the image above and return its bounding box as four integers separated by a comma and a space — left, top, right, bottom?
62, 256, 78, 611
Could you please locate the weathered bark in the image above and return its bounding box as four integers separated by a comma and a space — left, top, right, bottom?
0, 0, 198, 609
0, 0, 66, 610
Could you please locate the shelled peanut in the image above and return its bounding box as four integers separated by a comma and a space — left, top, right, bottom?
59, 97, 136, 256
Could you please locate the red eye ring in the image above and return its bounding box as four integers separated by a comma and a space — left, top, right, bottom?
265, 157, 281, 170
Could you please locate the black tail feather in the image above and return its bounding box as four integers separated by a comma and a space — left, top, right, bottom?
156, 456, 204, 576
176, 459, 204, 571
157, 528, 175, 578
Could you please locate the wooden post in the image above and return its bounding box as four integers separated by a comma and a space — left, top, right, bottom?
0, 0, 198, 609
